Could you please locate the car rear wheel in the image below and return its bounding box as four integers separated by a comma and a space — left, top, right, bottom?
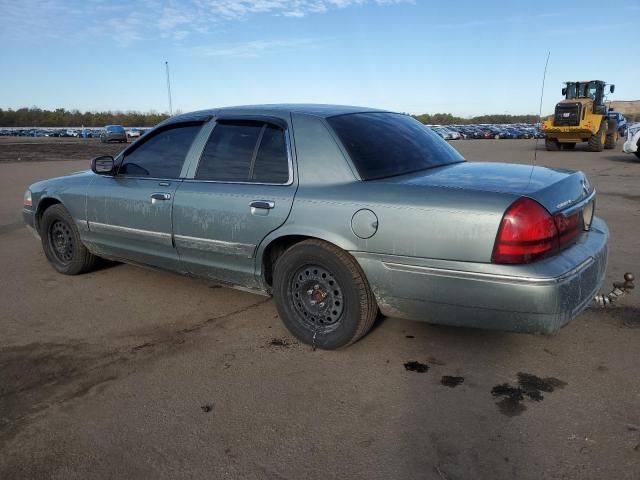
272, 239, 378, 349
40, 204, 98, 275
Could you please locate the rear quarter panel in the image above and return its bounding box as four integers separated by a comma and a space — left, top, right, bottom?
258, 113, 518, 266
283, 182, 515, 262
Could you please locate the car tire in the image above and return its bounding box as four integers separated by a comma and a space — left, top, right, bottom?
272, 239, 378, 349
545, 138, 559, 151
588, 120, 606, 152
40, 204, 98, 275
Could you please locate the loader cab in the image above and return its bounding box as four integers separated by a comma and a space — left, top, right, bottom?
561, 81, 614, 114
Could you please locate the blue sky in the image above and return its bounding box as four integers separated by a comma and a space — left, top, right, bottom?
1, 0, 638, 116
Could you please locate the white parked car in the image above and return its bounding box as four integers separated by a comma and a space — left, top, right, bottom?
623, 123, 640, 160
444, 127, 462, 140
126, 129, 142, 138
430, 126, 460, 140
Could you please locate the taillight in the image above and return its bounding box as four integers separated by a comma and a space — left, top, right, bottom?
24, 189, 32, 207
553, 211, 581, 247
492, 198, 559, 264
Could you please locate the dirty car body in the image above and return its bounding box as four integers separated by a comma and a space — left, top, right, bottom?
23, 105, 608, 347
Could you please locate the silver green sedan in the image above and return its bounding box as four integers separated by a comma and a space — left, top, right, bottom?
23, 105, 608, 349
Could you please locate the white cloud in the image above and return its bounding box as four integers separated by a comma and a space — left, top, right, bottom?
0, 0, 413, 47
191, 38, 315, 57
161, 0, 412, 23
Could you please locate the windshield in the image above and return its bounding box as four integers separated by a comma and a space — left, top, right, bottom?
106, 125, 125, 132
565, 81, 599, 100
327, 112, 464, 180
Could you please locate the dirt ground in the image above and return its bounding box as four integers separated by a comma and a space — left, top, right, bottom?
0, 138, 639, 480
0, 137, 127, 163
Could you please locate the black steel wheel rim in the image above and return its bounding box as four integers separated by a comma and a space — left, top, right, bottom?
289, 265, 344, 333
48, 220, 74, 264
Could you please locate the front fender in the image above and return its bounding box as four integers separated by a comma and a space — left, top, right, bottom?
29, 171, 94, 232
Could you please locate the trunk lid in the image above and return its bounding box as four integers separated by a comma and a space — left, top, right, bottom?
378, 161, 593, 214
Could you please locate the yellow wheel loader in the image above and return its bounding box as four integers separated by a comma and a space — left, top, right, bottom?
542, 80, 618, 151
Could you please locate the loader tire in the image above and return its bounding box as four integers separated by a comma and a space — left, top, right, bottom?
588, 121, 606, 152
545, 138, 559, 151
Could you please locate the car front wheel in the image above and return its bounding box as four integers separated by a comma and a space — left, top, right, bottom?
40, 204, 98, 275
272, 239, 378, 349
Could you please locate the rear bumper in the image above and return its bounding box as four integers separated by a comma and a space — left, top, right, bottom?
106, 134, 127, 142
353, 217, 608, 334
623, 132, 639, 154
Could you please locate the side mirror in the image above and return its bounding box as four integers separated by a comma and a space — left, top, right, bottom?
91, 155, 115, 175
609, 84, 615, 94
561, 87, 567, 96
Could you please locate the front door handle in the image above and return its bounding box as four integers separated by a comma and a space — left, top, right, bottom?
151, 192, 171, 204
249, 200, 275, 210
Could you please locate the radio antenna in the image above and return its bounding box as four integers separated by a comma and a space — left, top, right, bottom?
165, 61, 173, 116
534, 51, 551, 165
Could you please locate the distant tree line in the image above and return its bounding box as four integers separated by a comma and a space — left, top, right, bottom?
1, 107, 636, 128
0, 107, 170, 127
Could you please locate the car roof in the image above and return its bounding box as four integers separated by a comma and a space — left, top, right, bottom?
162, 104, 392, 126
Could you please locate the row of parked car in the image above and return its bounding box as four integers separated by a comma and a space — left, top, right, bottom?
0, 127, 150, 139
427, 124, 545, 140
3, 120, 630, 146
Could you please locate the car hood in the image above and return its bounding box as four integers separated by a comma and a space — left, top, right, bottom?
29, 169, 93, 191
376, 161, 592, 214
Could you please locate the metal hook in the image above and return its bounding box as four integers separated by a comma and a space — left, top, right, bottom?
593, 272, 635, 307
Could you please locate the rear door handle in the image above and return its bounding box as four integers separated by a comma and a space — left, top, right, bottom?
249, 200, 275, 210
151, 192, 171, 204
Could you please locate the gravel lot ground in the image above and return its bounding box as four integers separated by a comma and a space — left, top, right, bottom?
1, 137, 639, 479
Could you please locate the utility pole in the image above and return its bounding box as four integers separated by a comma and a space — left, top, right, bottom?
165, 61, 173, 116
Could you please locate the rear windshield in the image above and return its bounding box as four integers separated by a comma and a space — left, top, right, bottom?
107, 125, 125, 132
327, 112, 464, 180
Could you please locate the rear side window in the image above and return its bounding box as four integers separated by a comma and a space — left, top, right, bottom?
196, 120, 289, 183
252, 124, 289, 183
327, 112, 464, 180
119, 123, 202, 178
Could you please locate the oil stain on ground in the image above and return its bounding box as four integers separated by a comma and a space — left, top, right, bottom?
269, 338, 291, 348
491, 372, 567, 416
0, 342, 124, 447
441, 376, 464, 388
404, 361, 429, 373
